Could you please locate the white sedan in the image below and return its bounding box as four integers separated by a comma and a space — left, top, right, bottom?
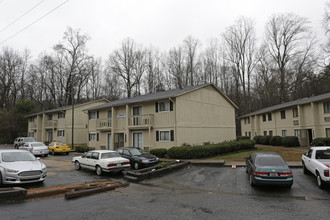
72, 150, 131, 176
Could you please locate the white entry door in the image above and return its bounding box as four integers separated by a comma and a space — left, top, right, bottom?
107, 133, 112, 150
133, 132, 143, 149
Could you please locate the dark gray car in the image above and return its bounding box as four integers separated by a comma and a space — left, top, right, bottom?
116, 147, 159, 169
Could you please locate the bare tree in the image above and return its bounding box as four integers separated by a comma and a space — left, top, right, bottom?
222, 17, 257, 110
183, 36, 201, 86
108, 38, 145, 98
53, 27, 91, 105
265, 13, 312, 103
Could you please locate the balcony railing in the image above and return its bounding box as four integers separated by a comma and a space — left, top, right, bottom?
128, 114, 154, 129
97, 119, 112, 131
44, 120, 58, 128
29, 122, 37, 129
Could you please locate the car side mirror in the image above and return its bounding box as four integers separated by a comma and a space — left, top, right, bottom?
36, 157, 40, 160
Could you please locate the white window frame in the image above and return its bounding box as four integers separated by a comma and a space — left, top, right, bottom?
282, 130, 287, 137
324, 102, 330, 114
89, 133, 97, 141
159, 130, 171, 142
326, 128, 330, 138
158, 101, 170, 112
57, 129, 65, 137
294, 129, 300, 138
58, 112, 65, 119
89, 112, 97, 120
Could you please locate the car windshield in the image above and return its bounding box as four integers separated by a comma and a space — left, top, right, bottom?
130, 148, 145, 156
256, 156, 286, 167
2, 152, 36, 162
101, 152, 121, 159
24, 137, 35, 142
32, 143, 46, 147
315, 150, 330, 159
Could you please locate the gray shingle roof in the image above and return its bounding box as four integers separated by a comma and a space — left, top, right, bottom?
240, 92, 330, 118
86, 83, 238, 111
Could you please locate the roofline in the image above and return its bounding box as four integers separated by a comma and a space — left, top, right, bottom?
239, 92, 330, 119
27, 98, 110, 117
86, 83, 238, 111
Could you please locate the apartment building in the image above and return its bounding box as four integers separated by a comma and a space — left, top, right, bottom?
27, 99, 109, 145
85, 84, 238, 151
240, 92, 330, 146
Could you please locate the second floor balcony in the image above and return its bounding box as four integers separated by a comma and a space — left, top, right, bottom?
128, 114, 154, 129
45, 120, 58, 129
97, 119, 112, 131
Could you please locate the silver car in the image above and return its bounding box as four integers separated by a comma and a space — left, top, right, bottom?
19, 142, 49, 157
0, 150, 47, 185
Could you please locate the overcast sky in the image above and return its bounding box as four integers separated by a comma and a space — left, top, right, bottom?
0, 0, 327, 59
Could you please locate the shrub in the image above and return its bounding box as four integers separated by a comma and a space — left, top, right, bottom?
260, 136, 271, 145
167, 139, 255, 159
157, 162, 169, 169
236, 136, 250, 141
281, 136, 300, 147
75, 145, 89, 152
150, 148, 168, 158
311, 138, 330, 146
253, 135, 263, 144
270, 136, 282, 146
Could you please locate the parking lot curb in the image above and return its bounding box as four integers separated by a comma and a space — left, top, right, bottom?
0, 187, 27, 202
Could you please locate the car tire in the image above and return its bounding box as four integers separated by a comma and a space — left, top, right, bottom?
302, 162, 309, 175
66, 152, 69, 155
75, 161, 81, 170
249, 171, 255, 187
0, 172, 2, 185
134, 162, 140, 170
44, 154, 48, 157
52, 150, 55, 156
96, 165, 103, 176
316, 172, 325, 189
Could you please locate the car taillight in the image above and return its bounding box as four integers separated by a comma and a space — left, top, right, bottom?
107, 164, 116, 167
324, 170, 329, 177
122, 162, 130, 165
253, 171, 269, 176
279, 172, 292, 177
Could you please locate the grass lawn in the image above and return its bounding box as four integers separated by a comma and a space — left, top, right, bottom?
208, 145, 307, 162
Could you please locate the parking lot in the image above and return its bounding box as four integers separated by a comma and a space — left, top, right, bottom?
1, 149, 330, 219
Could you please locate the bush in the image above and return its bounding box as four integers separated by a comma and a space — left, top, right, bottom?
150, 148, 168, 158
253, 135, 263, 144
270, 136, 282, 146
260, 136, 271, 145
281, 136, 300, 147
311, 138, 330, 146
236, 136, 250, 141
167, 139, 255, 159
75, 145, 89, 152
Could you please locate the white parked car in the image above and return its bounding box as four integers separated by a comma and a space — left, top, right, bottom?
72, 150, 131, 176
19, 142, 49, 157
0, 150, 47, 185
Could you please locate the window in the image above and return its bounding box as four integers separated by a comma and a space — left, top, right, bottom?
324, 102, 330, 114
263, 131, 267, 136
107, 110, 112, 118
57, 129, 65, 137
28, 117, 35, 122
268, 113, 272, 121
89, 133, 99, 141
133, 106, 142, 115
85, 152, 92, 158
91, 152, 99, 160
58, 112, 65, 119
280, 110, 286, 119
89, 111, 99, 120
156, 101, 173, 112
247, 117, 250, 124
245, 132, 248, 136
292, 107, 299, 118
269, 130, 273, 136
282, 130, 287, 137
48, 115, 53, 120
326, 128, 330, 138
156, 130, 174, 142
28, 132, 34, 137
244, 118, 247, 124
248, 132, 251, 137
262, 114, 266, 122
294, 129, 300, 138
